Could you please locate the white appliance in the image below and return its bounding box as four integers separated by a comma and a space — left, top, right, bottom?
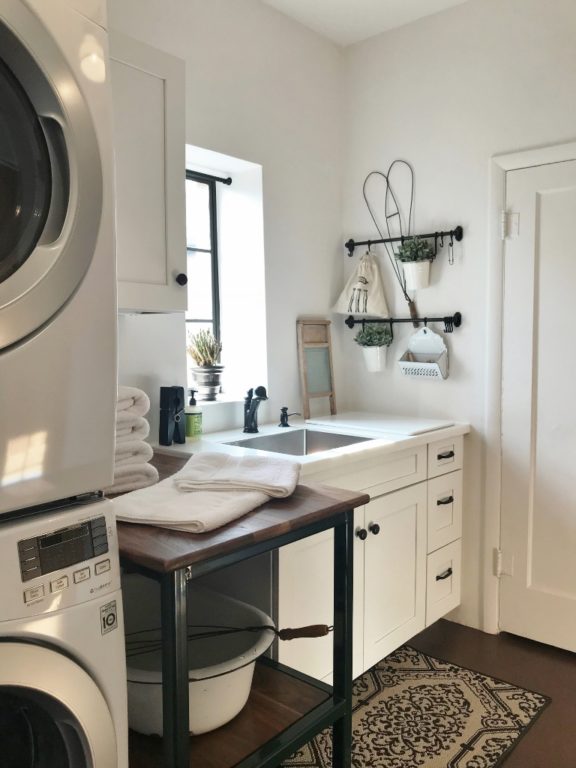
0, 499, 128, 767
0, 0, 117, 516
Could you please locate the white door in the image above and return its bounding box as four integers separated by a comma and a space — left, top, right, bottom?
500, 159, 576, 650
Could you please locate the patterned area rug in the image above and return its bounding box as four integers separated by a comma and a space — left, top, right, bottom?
282, 645, 549, 768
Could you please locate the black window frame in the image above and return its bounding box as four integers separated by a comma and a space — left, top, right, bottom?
185, 170, 221, 341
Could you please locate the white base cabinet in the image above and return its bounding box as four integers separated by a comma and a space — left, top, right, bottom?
277, 435, 464, 681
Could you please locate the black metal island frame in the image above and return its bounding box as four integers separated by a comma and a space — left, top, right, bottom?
117, 473, 369, 768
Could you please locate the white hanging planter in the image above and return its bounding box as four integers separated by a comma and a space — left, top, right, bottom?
362, 346, 387, 373
402, 261, 431, 290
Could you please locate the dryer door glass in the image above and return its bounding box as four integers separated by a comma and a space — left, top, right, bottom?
0, 56, 52, 285
0, 688, 88, 768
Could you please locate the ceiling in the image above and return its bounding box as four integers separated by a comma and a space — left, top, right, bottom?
260, 0, 471, 47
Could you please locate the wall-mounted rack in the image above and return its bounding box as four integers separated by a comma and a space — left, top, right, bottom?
345, 312, 462, 335
345, 225, 463, 257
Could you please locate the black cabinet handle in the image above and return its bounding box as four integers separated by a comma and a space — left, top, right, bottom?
437, 495, 454, 506
437, 450, 455, 460
176, 273, 188, 286
368, 523, 380, 535
355, 528, 368, 541
436, 567, 453, 581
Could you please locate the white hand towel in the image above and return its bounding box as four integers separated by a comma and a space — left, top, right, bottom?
111, 475, 268, 533
117, 385, 151, 416
104, 462, 159, 495
116, 413, 150, 441
173, 452, 300, 498
115, 439, 153, 466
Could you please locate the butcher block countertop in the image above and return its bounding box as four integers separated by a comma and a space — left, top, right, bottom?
116, 452, 369, 574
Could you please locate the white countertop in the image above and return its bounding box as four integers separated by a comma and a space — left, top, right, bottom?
154, 411, 470, 477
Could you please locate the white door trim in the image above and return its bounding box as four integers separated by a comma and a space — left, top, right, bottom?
484, 140, 576, 634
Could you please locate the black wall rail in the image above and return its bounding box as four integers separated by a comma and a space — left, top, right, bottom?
345, 312, 462, 335
345, 225, 463, 257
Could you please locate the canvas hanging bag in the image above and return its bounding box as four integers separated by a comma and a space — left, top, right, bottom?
332, 249, 389, 317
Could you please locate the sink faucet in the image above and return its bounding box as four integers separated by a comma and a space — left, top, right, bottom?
243, 386, 268, 433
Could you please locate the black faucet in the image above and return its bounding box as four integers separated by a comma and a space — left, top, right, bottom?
279, 407, 301, 427
243, 386, 268, 433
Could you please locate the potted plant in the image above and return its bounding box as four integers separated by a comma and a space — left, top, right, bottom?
354, 323, 393, 372
395, 236, 435, 290
187, 329, 224, 401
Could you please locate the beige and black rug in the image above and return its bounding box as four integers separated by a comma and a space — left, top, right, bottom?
282, 645, 549, 768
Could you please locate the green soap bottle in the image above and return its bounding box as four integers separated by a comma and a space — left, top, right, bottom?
185, 389, 202, 439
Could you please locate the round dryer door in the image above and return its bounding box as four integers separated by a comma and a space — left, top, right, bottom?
0, 643, 118, 768
0, 2, 104, 350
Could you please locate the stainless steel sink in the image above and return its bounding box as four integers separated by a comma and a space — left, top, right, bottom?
225, 429, 372, 457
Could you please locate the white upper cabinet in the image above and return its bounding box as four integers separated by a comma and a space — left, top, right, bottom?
110, 33, 187, 312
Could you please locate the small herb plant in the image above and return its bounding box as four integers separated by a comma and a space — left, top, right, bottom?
354, 324, 393, 347
395, 236, 435, 263
187, 329, 222, 367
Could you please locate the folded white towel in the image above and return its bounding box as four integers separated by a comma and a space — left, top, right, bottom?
116, 413, 150, 441
115, 439, 153, 467
173, 452, 300, 498
111, 475, 268, 533
117, 385, 151, 416
104, 462, 159, 495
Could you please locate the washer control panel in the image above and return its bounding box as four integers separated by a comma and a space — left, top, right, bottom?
18, 516, 109, 583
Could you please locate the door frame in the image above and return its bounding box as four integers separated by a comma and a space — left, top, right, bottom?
484, 140, 576, 633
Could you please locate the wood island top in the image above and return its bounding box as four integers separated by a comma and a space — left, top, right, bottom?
115, 452, 369, 574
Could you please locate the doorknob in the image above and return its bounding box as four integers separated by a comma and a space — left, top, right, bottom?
355, 528, 368, 541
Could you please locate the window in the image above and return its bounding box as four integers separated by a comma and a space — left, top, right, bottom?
185, 171, 221, 341
185, 145, 267, 399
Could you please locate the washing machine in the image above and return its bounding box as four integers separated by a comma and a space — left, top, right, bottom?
0, 0, 117, 517
0, 498, 128, 767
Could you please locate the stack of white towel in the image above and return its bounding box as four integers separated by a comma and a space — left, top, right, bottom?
105, 385, 159, 494
111, 452, 300, 533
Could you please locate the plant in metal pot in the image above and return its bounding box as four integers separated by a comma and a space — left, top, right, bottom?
187, 329, 224, 401
354, 323, 392, 373
395, 236, 435, 290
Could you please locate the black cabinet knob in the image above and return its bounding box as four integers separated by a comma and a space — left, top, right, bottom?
355, 528, 368, 541
176, 273, 188, 286
368, 523, 380, 535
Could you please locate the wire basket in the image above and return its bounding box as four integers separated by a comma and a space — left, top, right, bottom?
398, 327, 448, 380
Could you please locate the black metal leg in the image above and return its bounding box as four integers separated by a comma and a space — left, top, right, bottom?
161, 568, 189, 768
332, 510, 354, 768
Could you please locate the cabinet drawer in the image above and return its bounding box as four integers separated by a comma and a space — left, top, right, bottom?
427, 470, 462, 553
427, 435, 463, 478
426, 539, 461, 626
305, 445, 427, 498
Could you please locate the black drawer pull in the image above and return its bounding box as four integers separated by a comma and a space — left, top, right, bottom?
436, 567, 453, 581
437, 495, 454, 506
176, 272, 188, 286
437, 450, 455, 460
368, 523, 380, 536
355, 528, 368, 541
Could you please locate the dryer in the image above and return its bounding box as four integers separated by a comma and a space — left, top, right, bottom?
0, 498, 128, 768
0, 0, 117, 516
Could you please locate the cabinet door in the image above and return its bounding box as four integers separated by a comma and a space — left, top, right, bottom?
362, 483, 427, 672
110, 33, 186, 312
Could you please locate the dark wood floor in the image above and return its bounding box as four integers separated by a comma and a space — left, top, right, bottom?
410, 619, 576, 768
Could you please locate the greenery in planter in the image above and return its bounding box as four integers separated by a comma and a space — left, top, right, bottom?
187, 329, 222, 367
395, 236, 435, 263
354, 323, 393, 348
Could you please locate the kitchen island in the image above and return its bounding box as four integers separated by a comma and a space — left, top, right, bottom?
117, 454, 369, 768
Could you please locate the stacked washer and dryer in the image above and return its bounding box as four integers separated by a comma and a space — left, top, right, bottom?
0, 1, 128, 766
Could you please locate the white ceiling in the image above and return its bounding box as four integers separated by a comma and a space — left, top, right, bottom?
260, 0, 471, 47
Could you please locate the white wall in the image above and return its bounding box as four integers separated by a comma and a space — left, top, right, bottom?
340, 0, 576, 629
110, 0, 344, 430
